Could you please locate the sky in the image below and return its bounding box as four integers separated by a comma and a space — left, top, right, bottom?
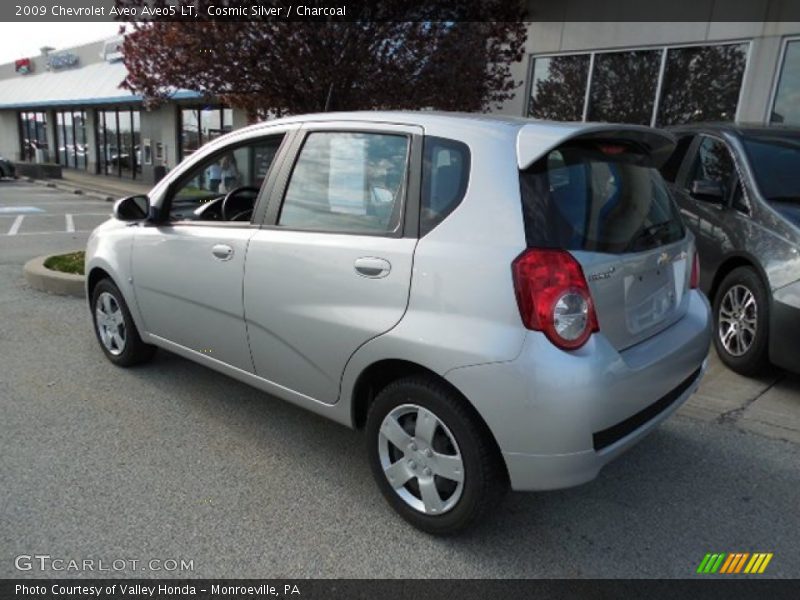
0, 22, 123, 65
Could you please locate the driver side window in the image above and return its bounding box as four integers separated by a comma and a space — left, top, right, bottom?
168, 134, 284, 222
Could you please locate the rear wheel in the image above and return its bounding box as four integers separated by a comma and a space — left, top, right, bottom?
91, 279, 155, 367
713, 266, 770, 376
366, 376, 506, 535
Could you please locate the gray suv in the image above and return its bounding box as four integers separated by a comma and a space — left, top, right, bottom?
86, 112, 711, 533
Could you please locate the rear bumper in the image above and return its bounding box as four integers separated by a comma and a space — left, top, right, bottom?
502, 363, 704, 490
769, 282, 800, 374
446, 290, 711, 491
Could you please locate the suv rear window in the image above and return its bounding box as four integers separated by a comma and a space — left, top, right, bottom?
520, 143, 684, 253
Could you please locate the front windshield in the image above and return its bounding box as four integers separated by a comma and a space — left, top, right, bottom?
741, 134, 800, 204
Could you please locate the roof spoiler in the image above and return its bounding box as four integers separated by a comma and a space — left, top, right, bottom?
517, 123, 676, 170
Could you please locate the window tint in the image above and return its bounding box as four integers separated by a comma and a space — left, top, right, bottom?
520, 144, 684, 253
771, 40, 800, 125
660, 135, 694, 183
741, 134, 800, 201
168, 135, 283, 221
588, 50, 662, 126
420, 137, 470, 236
528, 55, 590, 121
279, 132, 409, 234
689, 137, 735, 192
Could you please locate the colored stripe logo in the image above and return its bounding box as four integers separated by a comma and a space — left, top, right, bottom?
696, 552, 773, 574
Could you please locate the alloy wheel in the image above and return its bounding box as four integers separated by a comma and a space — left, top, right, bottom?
377, 403, 464, 515
718, 284, 757, 357
95, 291, 126, 356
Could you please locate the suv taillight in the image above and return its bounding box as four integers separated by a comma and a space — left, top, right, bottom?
512, 249, 599, 350
690, 251, 700, 289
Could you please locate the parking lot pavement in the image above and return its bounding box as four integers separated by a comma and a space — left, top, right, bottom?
682, 352, 800, 445
0, 180, 110, 239
1, 181, 799, 578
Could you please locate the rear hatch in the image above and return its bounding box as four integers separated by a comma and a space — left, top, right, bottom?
518, 125, 693, 351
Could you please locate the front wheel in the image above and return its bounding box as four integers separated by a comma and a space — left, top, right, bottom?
366, 376, 507, 535
91, 279, 155, 367
713, 266, 770, 376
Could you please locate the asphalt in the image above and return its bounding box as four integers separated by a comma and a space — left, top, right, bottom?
1, 180, 799, 578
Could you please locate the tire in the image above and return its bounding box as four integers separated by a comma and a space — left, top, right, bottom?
712, 266, 770, 376
366, 376, 507, 535
91, 278, 156, 367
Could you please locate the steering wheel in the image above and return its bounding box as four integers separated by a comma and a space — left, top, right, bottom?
221, 186, 260, 221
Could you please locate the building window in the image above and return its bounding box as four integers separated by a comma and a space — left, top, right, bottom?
657, 43, 748, 126
528, 54, 590, 121
588, 49, 661, 126
56, 110, 88, 170
528, 42, 749, 127
97, 108, 141, 178
19, 111, 48, 162
771, 39, 800, 125
179, 106, 233, 160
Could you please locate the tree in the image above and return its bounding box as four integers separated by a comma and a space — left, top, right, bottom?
117, 3, 527, 119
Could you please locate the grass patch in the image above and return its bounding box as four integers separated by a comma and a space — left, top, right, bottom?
43, 251, 85, 275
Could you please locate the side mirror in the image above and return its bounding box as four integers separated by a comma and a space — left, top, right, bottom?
113, 194, 150, 221
691, 180, 725, 203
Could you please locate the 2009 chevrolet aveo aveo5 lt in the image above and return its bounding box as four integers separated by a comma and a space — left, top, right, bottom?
86, 112, 711, 534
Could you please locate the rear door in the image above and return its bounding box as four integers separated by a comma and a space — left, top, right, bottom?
672, 134, 743, 290
519, 135, 694, 351
244, 122, 422, 404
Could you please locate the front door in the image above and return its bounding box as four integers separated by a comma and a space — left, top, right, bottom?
131, 133, 287, 371
244, 124, 421, 404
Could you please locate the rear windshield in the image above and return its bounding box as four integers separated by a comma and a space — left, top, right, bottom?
520, 144, 685, 253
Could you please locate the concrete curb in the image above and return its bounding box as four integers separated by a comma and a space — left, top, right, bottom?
23, 255, 86, 298
27, 177, 118, 202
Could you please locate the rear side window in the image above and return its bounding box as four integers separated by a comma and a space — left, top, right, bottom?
420, 137, 470, 236
279, 132, 409, 234
520, 143, 684, 253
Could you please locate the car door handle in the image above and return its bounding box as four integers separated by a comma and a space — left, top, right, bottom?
354, 256, 391, 278
211, 243, 234, 261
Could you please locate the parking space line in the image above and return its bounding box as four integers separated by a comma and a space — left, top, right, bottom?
65, 214, 75, 232
12, 230, 92, 236
8, 215, 23, 235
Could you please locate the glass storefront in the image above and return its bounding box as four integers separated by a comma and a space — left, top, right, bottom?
528, 42, 749, 126
588, 49, 662, 126
180, 106, 233, 160
56, 110, 88, 170
18, 111, 48, 162
657, 43, 748, 126
528, 54, 590, 121
771, 39, 800, 125
97, 108, 141, 179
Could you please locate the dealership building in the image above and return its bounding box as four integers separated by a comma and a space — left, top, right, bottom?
0, 13, 799, 185
0, 36, 249, 184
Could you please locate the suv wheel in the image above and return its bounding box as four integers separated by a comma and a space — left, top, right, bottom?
91, 279, 156, 367
713, 266, 770, 376
366, 376, 506, 535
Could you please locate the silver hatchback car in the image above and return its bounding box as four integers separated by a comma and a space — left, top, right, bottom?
87, 112, 711, 534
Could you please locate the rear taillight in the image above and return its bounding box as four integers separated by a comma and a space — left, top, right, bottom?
512, 249, 599, 350
690, 251, 700, 289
